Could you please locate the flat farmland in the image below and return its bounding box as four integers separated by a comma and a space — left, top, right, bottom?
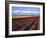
12, 16, 40, 31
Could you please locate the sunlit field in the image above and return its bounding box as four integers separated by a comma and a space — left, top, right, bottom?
12, 16, 40, 31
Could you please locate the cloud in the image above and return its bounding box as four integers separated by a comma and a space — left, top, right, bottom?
13, 10, 21, 13
13, 10, 39, 14
12, 10, 40, 16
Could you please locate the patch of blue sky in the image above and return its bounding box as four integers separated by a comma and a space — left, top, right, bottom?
12, 7, 40, 16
